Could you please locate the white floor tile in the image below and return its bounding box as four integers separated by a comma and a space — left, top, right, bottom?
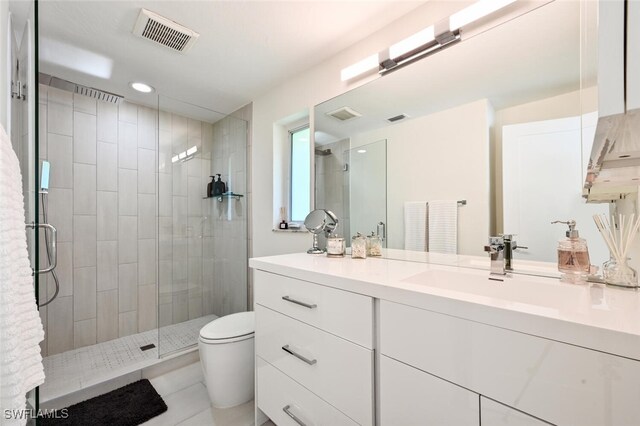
150, 362, 204, 397
177, 408, 214, 426
211, 400, 255, 426
143, 383, 211, 426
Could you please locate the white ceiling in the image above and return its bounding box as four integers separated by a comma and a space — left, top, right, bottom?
315, 0, 585, 143
38, 0, 423, 115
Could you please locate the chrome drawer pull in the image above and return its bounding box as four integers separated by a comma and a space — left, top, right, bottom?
282, 295, 317, 309
282, 344, 317, 365
283, 404, 307, 426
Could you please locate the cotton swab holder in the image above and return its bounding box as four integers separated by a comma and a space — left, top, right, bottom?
593, 214, 640, 289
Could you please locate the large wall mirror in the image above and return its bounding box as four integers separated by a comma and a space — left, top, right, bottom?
314, 0, 611, 274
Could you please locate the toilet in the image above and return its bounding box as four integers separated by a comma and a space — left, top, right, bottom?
198, 311, 255, 408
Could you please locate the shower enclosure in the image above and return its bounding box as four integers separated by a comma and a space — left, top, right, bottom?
32, 85, 249, 404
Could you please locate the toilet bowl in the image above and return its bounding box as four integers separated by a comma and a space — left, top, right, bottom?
198, 311, 255, 408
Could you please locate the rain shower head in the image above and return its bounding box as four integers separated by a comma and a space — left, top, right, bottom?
315, 148, 332, 156
39, 73, 124, 104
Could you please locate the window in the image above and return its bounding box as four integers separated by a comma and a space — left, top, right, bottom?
290, 126, 311, 222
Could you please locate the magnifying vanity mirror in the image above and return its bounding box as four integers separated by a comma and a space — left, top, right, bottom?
304, 209, 339, 254
314, 0, 612, 277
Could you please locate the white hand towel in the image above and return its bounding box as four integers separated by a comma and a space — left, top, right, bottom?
404, 202, 428, 251
0, 123, 45, 425
428, 200, 458, 254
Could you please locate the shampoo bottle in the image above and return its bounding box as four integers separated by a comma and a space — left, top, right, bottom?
207, 176, 215, 198
552, 220, 590, 283
213, 174, 226, 196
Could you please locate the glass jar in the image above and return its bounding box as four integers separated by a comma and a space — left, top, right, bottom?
367, 233, 382, 257
326, 235, 345, 257
351, 233, 367, 259
603, 257, 638, 288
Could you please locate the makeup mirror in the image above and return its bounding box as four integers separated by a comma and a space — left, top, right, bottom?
304, 209, 339, 254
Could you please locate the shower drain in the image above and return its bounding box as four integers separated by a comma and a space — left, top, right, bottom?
140, 344, 156, 351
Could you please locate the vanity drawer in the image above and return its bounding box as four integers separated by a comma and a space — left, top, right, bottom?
257, 356, 358, 426
380, 300, 640, 426
380, 355, 479, 426
256, 304, 373, 425
254, 270, 373, 348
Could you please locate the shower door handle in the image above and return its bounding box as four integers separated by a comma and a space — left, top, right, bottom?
25, 222, 57, 274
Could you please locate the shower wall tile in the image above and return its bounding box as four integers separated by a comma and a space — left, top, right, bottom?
159, 173, 172, 217
48, 134, 73, 188
97, 142, 117, 191
118, 101, 138, 125
73, 215, 97, 267
188, 118, 202, 141
118, 122, 138, 170
97, 241, 118, 291
39, 103, 48, 159
47, 296, 74, 355
74, 318, 97, 349
138, 106, 157, 150
138, 284, 157, 332
118, 263, 138, 313
73, 163, 97, 215
48, 88, 73, 136
97, 191, 118, 240
187, 157, 201, 178
172, 163, 187, 196
188, 295, 202, 320
97, 290, 118, 343
118, 216, 138, 263
138, 239, 156, 285
73, 93, 97, 115
39, 306, 48, 357
172, 290, 189, 324
158, 217, 173, 261
73, 112, 97, 164
49, 242, 73, 298
47, 188, 73, 242
159, 260, 172, 297
159, 303, 172, 328
118, 169, 137, 215
187, 177, 202, 216
73, 266, 97, 321
138, 194, 156, 239
118, 311, 137, 337
172, 115, 187, 153
97, 101, 118, 143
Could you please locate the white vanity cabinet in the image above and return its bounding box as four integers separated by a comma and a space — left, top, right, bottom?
480, 398, 549, 426
254, 270, 374, 425
380, 300, 640, 426
379, 354, 479, 425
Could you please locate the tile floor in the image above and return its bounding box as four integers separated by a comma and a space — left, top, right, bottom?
41, 315, 217, 402
143, 362, 257, 426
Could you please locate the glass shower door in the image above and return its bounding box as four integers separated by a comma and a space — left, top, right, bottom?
157, 95, 248, 357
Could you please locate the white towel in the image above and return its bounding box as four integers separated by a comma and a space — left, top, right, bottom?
0, 123, 45, 425
404, 202, 428, 251
428, 200, 458, 254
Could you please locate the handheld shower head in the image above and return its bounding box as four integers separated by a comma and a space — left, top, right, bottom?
40, 161, 50, 193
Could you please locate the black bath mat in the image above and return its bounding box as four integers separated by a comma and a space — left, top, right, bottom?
38, 379, 167, 426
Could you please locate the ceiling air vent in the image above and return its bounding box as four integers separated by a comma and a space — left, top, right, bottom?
133, 9, 200, 53
326, 106, 362, 122
387, 114, 408, 123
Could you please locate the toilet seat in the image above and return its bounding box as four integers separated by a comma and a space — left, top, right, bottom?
199, 311, 255, 344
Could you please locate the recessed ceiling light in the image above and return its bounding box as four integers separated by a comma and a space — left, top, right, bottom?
357, 149, 367, 154
130, 82, 154, 93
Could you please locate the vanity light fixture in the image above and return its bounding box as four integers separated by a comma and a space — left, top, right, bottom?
340, 53, 380, 81
130, 81, 155, 93
449, 0, 517, 30
342, 0, 521, 79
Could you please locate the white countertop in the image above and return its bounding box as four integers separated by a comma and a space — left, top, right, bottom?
250, 252, 640, 361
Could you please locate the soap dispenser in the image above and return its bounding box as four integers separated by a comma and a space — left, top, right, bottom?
213, 174, 226, 196
207, 176, 215, 198
551, 220, 590, 283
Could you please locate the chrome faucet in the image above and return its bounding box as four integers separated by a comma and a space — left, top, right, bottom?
484, 236, 506, 275
484, 235, 528, 275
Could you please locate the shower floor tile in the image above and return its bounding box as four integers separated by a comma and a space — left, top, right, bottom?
41, 315, 217, 403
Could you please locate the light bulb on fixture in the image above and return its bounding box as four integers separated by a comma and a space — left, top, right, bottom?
449, 0, 517, 31
340, 54, 380, 82
389, 26, 435, 59
130, 82, 155, 93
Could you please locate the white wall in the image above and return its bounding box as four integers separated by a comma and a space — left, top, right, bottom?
351, 99, 492, 256
1, 2, 10, 131
251, 1, 464, 258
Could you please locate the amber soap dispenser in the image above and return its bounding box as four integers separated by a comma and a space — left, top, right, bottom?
552, 220, 590, 283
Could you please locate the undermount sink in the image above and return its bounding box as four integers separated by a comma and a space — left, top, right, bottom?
401, 268, 588, 312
